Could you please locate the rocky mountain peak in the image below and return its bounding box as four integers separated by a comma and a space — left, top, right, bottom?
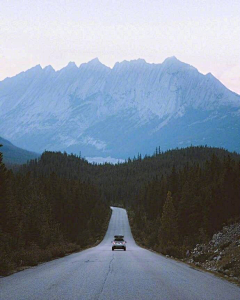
87, 57, 101, 65
43, 65, 55, 74
66, 61, 78, 69
0, 57, 240, 157
79, 58, 110, 72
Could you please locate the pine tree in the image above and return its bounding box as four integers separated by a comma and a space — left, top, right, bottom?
159, 191, 179, 249
0, 145, 7, 192
0, 146, 8, 229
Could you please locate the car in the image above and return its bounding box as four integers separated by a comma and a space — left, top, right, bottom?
112, 235, 127, 251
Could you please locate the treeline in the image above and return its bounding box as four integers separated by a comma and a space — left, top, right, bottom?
19, 146, 240, 207
130, 154, 240, 257
0, 146, 110, 275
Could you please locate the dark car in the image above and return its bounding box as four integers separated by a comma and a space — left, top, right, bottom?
112, 235, 127, 251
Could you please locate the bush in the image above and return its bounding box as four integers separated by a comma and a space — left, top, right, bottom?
49, 244, 67, 258
193, 253, 211, 263
159, 244, 184, 258
0, 252, 14, 275
18, 244, 41, 266
38, 248, 53, 262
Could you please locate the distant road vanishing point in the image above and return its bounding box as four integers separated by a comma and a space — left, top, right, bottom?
0, 207, 240, 300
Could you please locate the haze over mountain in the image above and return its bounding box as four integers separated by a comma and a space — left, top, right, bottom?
0, 57, 240, 158
0, 137, 40, 164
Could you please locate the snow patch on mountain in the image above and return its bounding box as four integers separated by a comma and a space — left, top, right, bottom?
82, 136, 107, 150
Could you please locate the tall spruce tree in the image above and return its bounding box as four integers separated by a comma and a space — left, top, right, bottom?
159, 191, 179, 250
0, 145, 8, 228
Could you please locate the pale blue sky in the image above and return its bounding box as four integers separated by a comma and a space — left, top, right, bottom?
0, 0, 240, 93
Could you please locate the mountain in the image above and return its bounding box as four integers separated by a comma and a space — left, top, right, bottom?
0, 137, 40, 164
0, 57, 240, 158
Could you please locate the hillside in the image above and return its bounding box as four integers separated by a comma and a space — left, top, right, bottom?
0, 137, 40, 164
185, 221, 240, 282
0, 57, 240, 158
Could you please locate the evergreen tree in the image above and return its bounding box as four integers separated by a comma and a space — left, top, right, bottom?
0, 145, 8, 228
159, 191, 178, 249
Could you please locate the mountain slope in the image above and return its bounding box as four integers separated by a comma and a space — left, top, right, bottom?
0, 57, 239, 158
0, 137, 40, 164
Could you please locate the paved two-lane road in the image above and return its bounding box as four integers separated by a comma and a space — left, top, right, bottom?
0, 207, 240, 300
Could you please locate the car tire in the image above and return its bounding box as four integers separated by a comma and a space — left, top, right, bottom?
124, 248, 126, 251
112, 248, 114, 251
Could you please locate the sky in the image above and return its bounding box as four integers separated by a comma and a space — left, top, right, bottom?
0, 0, 240, 93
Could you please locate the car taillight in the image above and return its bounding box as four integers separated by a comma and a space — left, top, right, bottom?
113, 242, 115, 244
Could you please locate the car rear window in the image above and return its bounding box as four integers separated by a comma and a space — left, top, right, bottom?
114, 238, 124, 241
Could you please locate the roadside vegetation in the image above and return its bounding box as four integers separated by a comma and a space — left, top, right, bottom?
129, 154, 240, 257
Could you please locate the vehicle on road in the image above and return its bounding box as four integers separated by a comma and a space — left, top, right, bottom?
112, 235, 127, 251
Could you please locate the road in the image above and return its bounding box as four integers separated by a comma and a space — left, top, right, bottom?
0, 207, 240, 300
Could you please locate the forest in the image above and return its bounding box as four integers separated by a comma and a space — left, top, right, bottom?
0, 146, 110, 275
1, 145, 240, 274
129, 153, 240, 257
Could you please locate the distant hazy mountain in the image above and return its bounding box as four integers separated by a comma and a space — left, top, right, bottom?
0, 57, 239, 158
0, 137, 40, 164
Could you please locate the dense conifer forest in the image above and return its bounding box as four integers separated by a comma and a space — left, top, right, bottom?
1, 145, 240, 274
0, 146, 110, 275
129, 153, 240, 257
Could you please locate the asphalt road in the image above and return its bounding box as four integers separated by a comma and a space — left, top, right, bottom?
0, 207, 240, 300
